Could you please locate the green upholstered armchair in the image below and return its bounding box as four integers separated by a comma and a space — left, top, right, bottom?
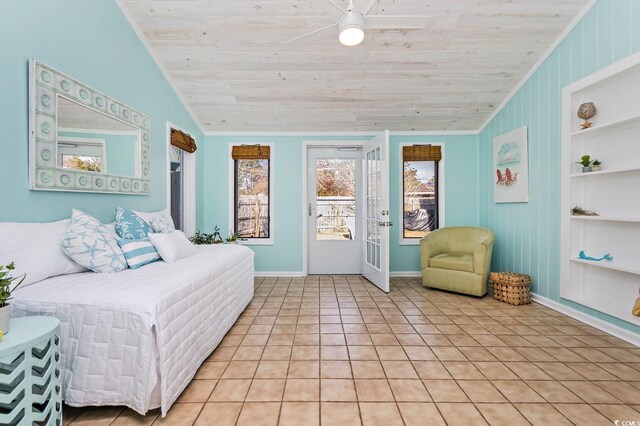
420, 226, 495, 297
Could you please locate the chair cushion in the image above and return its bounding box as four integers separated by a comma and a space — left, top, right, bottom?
429, 252, 474, 273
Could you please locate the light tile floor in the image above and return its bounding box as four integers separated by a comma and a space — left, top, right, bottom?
64, 276, 640, 425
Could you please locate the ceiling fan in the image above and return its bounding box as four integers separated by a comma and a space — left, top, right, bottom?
288, 0, 430, 46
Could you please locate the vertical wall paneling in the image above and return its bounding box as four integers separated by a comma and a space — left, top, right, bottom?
478, 0, 640, 332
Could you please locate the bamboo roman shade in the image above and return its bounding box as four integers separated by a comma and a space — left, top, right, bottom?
170, 128, 197, 153
231, 145, 270, 160
403, 145, 441, 162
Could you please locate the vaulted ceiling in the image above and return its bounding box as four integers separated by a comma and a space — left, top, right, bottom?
120, 0, 589, 132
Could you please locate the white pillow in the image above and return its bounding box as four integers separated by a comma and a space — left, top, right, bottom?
0, 219, 87, 287
148, 231, 196, 263
149, 215, 175, 233
132, 208, 171, 225
62, 209, 127, 273
104, 222, 118, 238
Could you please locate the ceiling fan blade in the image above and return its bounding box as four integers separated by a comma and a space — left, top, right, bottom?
287, 23, 337, 43
352, 0, 378, 15
364, 15, 430, 30
314, 0, 345, 19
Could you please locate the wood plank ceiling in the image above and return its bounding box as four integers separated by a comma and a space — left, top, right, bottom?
120, 0, 589, 132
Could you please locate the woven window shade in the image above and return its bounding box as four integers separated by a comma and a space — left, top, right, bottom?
170, 128, 197, 153
403, 145, 441, 162
231, 145, 270, 160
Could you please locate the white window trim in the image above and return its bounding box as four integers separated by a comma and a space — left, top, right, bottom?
166, 122, 197, 237
398, 142, 445, 246
228, 142, 274, 246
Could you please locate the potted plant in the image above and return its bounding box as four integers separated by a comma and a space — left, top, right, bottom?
189, 226, 224, 245
0, 262, 26, 333
592, 159, 601, 171
226, 232, 238, 244
190, 230, 214, 245
211, 226, 224, 244
576, 154, 594, 172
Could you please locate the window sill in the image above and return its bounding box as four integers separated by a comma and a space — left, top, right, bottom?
238, 239, 274, 246
399, 239, 422, 246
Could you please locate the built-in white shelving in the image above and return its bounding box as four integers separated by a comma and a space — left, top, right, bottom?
571, 166, 640, 178
561, 52, 640, 325
571, 215, 640, 223
570, 114, 640, 138
570, 258, 640, 276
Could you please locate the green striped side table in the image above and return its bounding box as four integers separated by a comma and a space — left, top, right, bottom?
0, 316, 62, 425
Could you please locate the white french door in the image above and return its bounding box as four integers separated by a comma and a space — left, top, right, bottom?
307, 147, 362, 274
361, 131, 390, 292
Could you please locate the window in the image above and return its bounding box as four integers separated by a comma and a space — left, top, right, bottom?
401, 144, 442, 241
169, 146, 183, 230
232, 145, 271, 240
170, 127, 197, 231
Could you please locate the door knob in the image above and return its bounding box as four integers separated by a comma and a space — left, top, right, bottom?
308, 203, 312, 217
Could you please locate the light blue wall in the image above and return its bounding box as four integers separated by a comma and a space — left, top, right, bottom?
58, 131, 138, 177
0, 0, 202, 224
390, 135, 479, 272
478, 0, 640, 332
201, 133, 480, 273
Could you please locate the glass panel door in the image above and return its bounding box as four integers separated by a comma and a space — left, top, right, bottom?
361, 132, 390, 292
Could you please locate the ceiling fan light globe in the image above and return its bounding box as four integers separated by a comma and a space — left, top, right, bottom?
339, 27, 364, 46
338, 11, 365, 46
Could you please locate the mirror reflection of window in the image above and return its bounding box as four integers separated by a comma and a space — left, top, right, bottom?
58, 138, 106, 173
56, 96, 140, 178
62, 155, 102, 172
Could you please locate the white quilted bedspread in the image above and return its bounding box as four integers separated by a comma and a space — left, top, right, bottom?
12, 244, 254, 416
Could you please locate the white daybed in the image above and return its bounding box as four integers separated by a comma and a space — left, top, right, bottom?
11, 244, 254, 416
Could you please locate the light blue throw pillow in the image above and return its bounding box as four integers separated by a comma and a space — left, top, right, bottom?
62, 209, 127, 273
115, 207, 151, 239
117, 238, 160, 269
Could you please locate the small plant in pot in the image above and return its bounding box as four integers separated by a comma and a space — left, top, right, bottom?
576, 155, 594, 172
226, 232, 238, 244
0, 262, 26, 334
592, 159, 601, 171
189, 226, 224, 245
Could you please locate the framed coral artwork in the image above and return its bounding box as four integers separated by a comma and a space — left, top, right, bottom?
493, 126, 529, 203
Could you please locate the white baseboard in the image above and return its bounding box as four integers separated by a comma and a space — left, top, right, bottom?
531, 294, 640, 347
254, 271, 305, 277
255, 271, 421, 278
390, 271, 422, 278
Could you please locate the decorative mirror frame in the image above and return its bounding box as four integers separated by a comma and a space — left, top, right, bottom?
29, 59, 151, 194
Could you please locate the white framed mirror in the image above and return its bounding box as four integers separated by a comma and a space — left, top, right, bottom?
29, 59, 151, 194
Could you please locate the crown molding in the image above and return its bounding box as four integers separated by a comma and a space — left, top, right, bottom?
203, 130, 479, 137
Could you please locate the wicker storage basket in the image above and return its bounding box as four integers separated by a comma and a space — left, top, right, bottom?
490, 271, 531, 306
